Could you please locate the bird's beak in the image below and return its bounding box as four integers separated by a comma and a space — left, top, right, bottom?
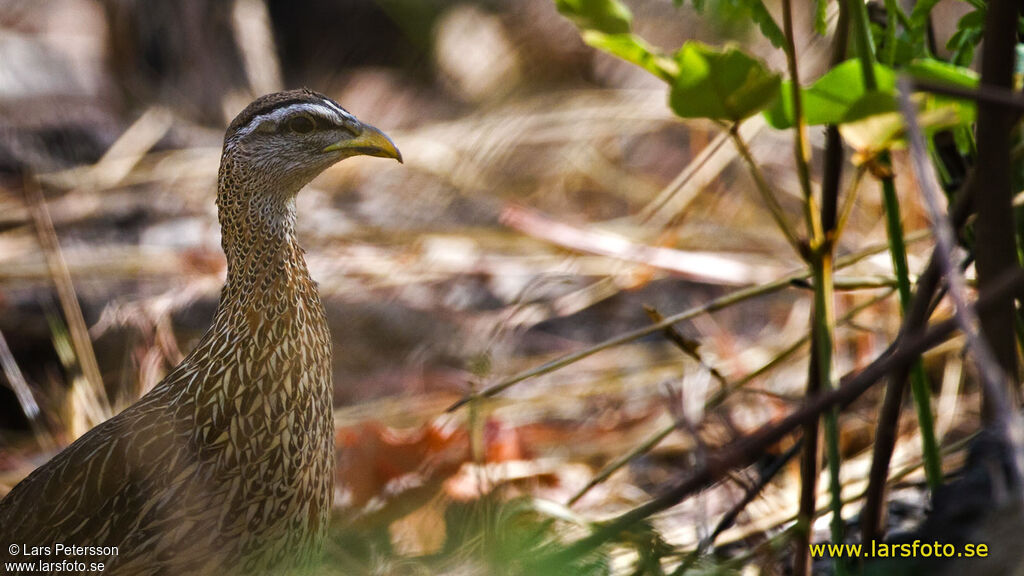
323, 124, 403, 163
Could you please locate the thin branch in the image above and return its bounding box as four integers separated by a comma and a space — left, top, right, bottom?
23, 175, 111, 421
566, 289, 894, 507
861, 257, 942, 543
447, 233, 928, 411
0, 328, 55, 452
672, 439, 803, 576
912, 79, 1024, 113
899, 80, 1015, 430
782, 0, 841, 566
536, 267, 1024, 566
899, 78, 1023, 482
728, 126, 805, 255
644, 305, 729, 390
966, 0, 1022, 420
780, 0, 820, 242
832, 165, 867, 244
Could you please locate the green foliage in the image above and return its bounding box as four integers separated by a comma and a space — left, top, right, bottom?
668, 42, 781, 121
869, 21, 915, 67
675, 0, 784, 49
838, 89, 974, 166
740, 0, 784, 49
581, 31, 677, 82
880, 0, 900, 65
904, 58, 978, 158
839, 96, 970, 160
946, 6, 986, 66
905, 58, 979, 88
763, 56, 976, 157
764, 59, 896, 129
907, 0, 940, 44
814, 0, 828, 35
554, 0, 984, 174
445, 496, 611, 576
553, 1, 780, 123
904, 58, 979, 129
554, 0, 632, 34
618, 521, 675, 575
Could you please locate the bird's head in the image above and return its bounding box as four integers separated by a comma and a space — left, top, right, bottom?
221, 89, 402, 197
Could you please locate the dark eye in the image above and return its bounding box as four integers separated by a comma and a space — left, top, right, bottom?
287, 116, 315, 134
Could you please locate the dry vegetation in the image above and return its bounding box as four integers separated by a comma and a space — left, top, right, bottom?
0, 0, 1012, 574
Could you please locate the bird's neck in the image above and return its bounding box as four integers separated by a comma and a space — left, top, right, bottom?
218, 195, 301, 280
214, 161, 320, 331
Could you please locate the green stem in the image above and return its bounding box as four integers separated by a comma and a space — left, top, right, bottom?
780, 0, 818, 236
881, 173, 943, 489
849, 0, 942, 490
781, 0, 841, 568
848, 0, 877, 87
811, 253, 845, 558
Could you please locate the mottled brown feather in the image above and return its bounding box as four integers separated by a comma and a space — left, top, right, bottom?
0, 90, 369, 575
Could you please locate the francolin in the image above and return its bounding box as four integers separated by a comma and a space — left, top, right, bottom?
0, 89, 402, 575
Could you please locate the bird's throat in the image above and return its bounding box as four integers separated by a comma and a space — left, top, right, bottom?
214, 184, 321, 337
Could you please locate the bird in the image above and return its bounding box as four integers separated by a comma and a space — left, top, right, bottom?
0, 89, 402, 575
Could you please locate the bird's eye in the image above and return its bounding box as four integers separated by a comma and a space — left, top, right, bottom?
287, 116, 315, 134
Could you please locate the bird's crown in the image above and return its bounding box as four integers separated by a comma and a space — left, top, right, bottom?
226, 89, 356, 143
221, 89, 401, 165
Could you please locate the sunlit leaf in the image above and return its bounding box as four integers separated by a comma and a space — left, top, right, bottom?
554, 0, 633, 34
582, 31, 678, 82
668, 42, 780, 122
905, 58, 979, 88
763, 59, 896, 128
841, 94, 972, 163
903, 59, 978, 127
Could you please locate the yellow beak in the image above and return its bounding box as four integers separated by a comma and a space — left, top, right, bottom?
323, 124, 403, 163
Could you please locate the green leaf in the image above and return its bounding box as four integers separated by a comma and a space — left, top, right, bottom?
814, 0, 828, 35
902, 59, 977, 127
763, 59, 896, 129
946, 28, 980, 67
905, 58, 979, 88
746, 0, 785, 49
668, 42, 780, 122
908, 0, 941, 32
945, 7, 985, 66
842, 92, 899, 123
555, 0, 633, 34
840, 95, 971, 161
582, 31, 678, 82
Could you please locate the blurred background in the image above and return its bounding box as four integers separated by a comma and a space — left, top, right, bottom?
0, 0, 977, 572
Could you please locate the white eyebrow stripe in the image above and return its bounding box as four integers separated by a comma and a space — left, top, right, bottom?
321, 99, 355, 122
231, 101, 355, 141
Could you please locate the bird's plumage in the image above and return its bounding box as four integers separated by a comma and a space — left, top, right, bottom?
0, 90, 401, 575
